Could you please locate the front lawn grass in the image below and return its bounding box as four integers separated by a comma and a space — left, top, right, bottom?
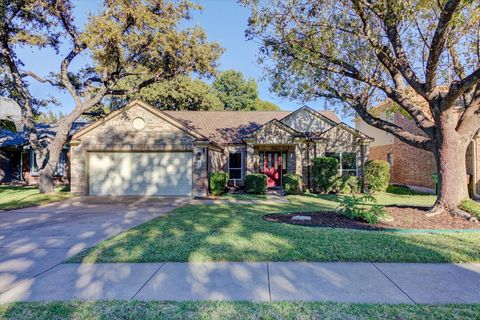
1, 301, 479, 320
69, 193, 480, 263
0, 185, 74, 210
460, 199, 480, 219
220, 193, 268, 200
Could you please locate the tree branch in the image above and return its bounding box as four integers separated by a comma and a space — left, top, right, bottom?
441, 67, 480, 110
319, 86, 434, 151
425, 0, 461, 91
21, 71, 56, 86
352, 0, 427, 99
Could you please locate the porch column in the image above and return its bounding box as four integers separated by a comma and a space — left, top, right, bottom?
295, 143, 303, 176
192, 142, 209, 198
246, 143, 255, 175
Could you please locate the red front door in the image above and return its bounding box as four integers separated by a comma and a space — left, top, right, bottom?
260, 152, 286, 187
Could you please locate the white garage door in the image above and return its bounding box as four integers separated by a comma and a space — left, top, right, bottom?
88, 152, 192, 196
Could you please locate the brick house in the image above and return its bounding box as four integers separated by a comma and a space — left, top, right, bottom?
355, 102, 480, 196
0, 122, 86, 185
1, 100, 373, 196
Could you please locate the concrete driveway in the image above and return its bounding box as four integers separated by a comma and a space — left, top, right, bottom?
0, 196, 190, 294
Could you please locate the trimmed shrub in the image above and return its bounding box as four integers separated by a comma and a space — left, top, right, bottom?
245, 174, 267, 194
312, 157, 339, 193
365, 160, 390, 192
386, 185, 426, 195
209, 172, 228, 196
335, 175, 360, 194
283, 173, 303, 195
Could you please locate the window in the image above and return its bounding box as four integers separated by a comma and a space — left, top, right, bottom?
324, 151, 357, 176
30, 150, 66, 177
228, 152, 243, 180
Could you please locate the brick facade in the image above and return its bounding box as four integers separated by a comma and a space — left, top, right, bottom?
366, 113, 437, 189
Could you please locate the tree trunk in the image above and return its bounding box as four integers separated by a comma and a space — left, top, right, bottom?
430, 124, 474, 219
39, 165, 55, 194
37, 136, 65, 194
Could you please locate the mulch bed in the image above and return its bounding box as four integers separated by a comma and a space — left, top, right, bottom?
263, 206, 479, 230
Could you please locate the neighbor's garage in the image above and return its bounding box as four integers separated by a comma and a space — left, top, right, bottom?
88, 152, 193, 196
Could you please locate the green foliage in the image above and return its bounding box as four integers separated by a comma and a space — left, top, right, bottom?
213, 70, 259, 110
387, 185, 426, 195
312, 157, 339, 193
282, 173, 303, 195
335, 175, 360, 194
256, 99, 281, 111
245, 174, 267, 194
109, 76, 224, 112
337, 193, 388, 224
459, 199, 480, 219
2, 0, 224, 189
209, 172, 228, 196
35, 109, 66, 124
81, 1, 223, 83
365, 160, 390, 192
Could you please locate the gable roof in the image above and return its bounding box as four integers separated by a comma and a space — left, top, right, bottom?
247, 118, 303, 139
72, 100, 208, 141
163, 109, 339, 145
279, 106, 339, 127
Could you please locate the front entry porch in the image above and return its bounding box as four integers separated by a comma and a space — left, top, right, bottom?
246, 144, 300, 188
259, 150, 287, 187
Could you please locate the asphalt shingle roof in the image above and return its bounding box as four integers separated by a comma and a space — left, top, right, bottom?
0, 122, 88, 148
163, 110, 340, 144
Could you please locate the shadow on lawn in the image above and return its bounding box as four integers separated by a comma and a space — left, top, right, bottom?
70, 198, 480, 264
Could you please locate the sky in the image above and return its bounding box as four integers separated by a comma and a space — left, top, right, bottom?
16, 0, 349, 123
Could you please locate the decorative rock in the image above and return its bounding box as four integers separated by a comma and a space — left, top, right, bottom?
291, 215, 312, 221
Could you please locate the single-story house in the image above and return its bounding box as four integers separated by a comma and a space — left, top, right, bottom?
1, 100, 373, 197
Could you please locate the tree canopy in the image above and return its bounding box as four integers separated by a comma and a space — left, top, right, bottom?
0, 0, 223, 192
246, 0, 480, 216
213, 69, 260, 110
107, 70, 280, 112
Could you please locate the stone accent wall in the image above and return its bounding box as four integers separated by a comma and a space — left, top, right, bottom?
193, 145, 208, 197
71, 104, 202, 196
208, 148, 227, 173
246, 144, 254, 175
282, 108, 333, 133
254, 121, 296, 145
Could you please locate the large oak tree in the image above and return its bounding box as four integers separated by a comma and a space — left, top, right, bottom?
0, 0, 222, 193
246, 0, 480, 218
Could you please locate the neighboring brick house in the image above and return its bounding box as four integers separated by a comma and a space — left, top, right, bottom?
0, 122, 86, 185
1, 100, 373, 196
355, 103, 480, 196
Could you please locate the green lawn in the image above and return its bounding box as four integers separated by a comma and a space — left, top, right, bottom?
0, 185, 74, 210
220, 193, 268, 200
0, 301, 479, 320
69, 193, 480, 263
460, 199, 480, 219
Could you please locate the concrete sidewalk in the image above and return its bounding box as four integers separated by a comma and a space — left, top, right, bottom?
1, 262, 479, 305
